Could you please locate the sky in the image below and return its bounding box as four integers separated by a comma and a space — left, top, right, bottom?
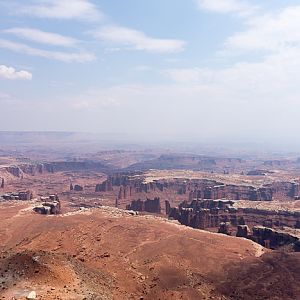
1, 0, 300, 144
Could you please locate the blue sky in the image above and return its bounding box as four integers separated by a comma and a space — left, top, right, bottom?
1, 0, 300, 144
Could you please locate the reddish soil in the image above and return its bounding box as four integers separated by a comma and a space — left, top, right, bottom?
1, 202, 300, 300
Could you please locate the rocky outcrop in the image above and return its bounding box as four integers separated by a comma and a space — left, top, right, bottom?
95, 179, 113, 192
236, 225, 250, 238
268, 181, 299, 200
252, 226, 299, 250
239, 208, 300, 228
165, 200, 171, 215
5, 161, 111, 177
294, 240, 300, 251
0, 178, 4, 188
168, 199, 237, 229
74, 185, 83, 192
34, 197, 61, 215
166, 199, 300, 251
145, 198, 161, 213
6, 166, 23, 178
188, 184, 273, 201
100, 172, 299, 202
19, 163, 49, 175
218, 222, 231, 235
126, 198, 161, 214
168, 199, 300, 230
19, 191, 33, 200
117, 185, 133, 199
2, 190, 33, 200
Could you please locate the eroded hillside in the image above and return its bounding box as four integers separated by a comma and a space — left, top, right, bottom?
1, 202, 300, 300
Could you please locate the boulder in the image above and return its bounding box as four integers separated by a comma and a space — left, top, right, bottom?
27, 291, 36, 299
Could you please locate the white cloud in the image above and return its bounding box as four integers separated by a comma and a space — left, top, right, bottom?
196, 0, 258, 17
0, 64, 32, 80
165, 47, 300, 109
16, 0, 103, 22
157, 3, 300, 141
226, 6, 300, 53
0, 39, 95, 63
91, 25, 186, 53
4, 27, 78, 47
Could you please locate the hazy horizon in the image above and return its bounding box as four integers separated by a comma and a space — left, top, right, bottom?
1, 1, 300, 144
1, 131, 300, 157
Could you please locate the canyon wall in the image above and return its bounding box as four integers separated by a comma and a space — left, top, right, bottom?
126, 197, 161, 214
97, 173, 299, 201
166, 199, 300, 251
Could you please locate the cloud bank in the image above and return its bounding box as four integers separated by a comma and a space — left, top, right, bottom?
0, 65, 32, 80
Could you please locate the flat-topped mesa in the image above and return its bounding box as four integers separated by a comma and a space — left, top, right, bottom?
187, 184, 273, 201
126, 197, 161, 214
94, 172, 300, 201
186, 180, 298, 201
3, 161, 112, 178
95, 173, 167, 197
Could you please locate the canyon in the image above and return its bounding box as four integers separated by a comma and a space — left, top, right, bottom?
1, 142, 300, 299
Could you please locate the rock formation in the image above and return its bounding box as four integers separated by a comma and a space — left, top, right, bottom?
19, 191, 33, 200
126, 197, 161, 214
34, 196, 61, 215
74, 185, 83, 192
6, 166, 23, 178
252, 226, 299, 250
97, 172, 299, 202
2, 190, 33, 200
95, 178, 113, 192
236, 225, 250, 238
218, 222, 231, 235
165, 200, 171, 215
165, 198, 300, 251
